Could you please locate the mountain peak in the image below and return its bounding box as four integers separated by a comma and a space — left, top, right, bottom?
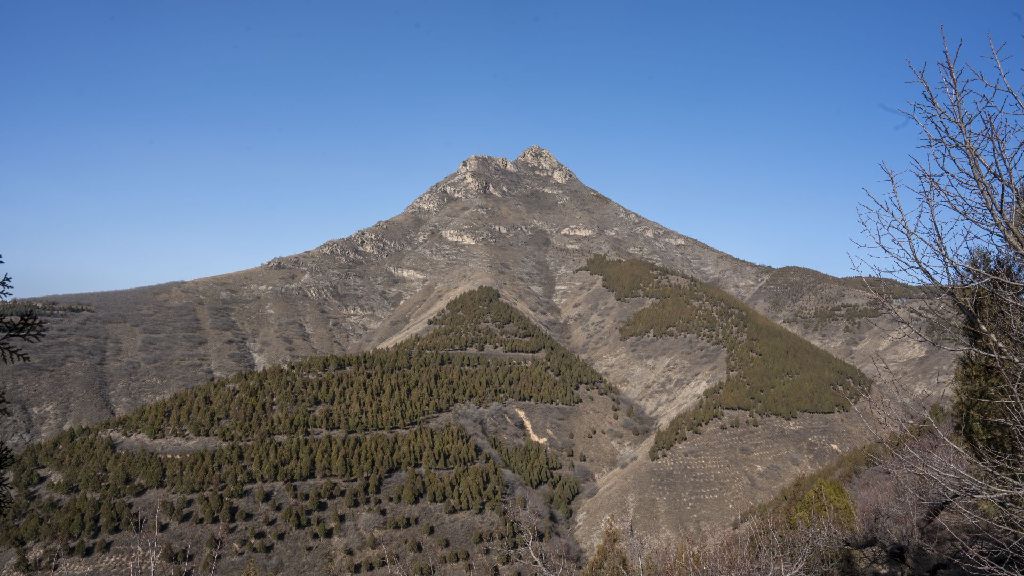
454, 146, 572, 177
411, 146, 581, 214
514, 145, 577, 183
515, 145, 562, 170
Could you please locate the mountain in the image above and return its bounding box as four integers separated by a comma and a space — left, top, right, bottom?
0, 147, 951, 569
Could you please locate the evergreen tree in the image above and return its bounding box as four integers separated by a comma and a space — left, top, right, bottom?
0, 255, 45, 513
952, 250, 1024, 464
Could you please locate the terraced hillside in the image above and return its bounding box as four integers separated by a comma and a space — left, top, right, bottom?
1, 147, 954, 561
567, 257, 881, 546
1, 288, 641, 575
578, 255, 869, 458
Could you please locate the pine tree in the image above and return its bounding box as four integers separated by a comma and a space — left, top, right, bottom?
952, 250, 1023, 464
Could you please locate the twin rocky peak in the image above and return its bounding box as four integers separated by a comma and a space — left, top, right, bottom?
401, 145, 606, 220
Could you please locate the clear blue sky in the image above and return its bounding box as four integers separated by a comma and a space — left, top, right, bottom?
2, 1, 1020, 297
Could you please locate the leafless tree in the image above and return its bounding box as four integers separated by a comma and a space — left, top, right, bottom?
505, 498, 575, 576
849, 455, 927, 554
596, 499, 663, 576
856, 31, 1024, 575
577, 508, 845, 576
202, 525, 226, 576
704, 515, 843, 576
377, 533, 415, 576
619, 520, 656, 576
128, 507, 161, 576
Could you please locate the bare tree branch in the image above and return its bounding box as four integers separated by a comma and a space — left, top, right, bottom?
856, 32, 1024, 575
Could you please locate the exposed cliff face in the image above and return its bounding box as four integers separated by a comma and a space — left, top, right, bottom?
0, 146, 951, 545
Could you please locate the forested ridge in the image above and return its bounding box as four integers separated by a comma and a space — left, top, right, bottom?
1, 287, 601, 574
580, 255, 869, 459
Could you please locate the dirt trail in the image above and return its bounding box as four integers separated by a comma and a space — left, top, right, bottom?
514, 408, 548, 444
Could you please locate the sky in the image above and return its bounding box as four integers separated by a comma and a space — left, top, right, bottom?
1, 1, 1021, 297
